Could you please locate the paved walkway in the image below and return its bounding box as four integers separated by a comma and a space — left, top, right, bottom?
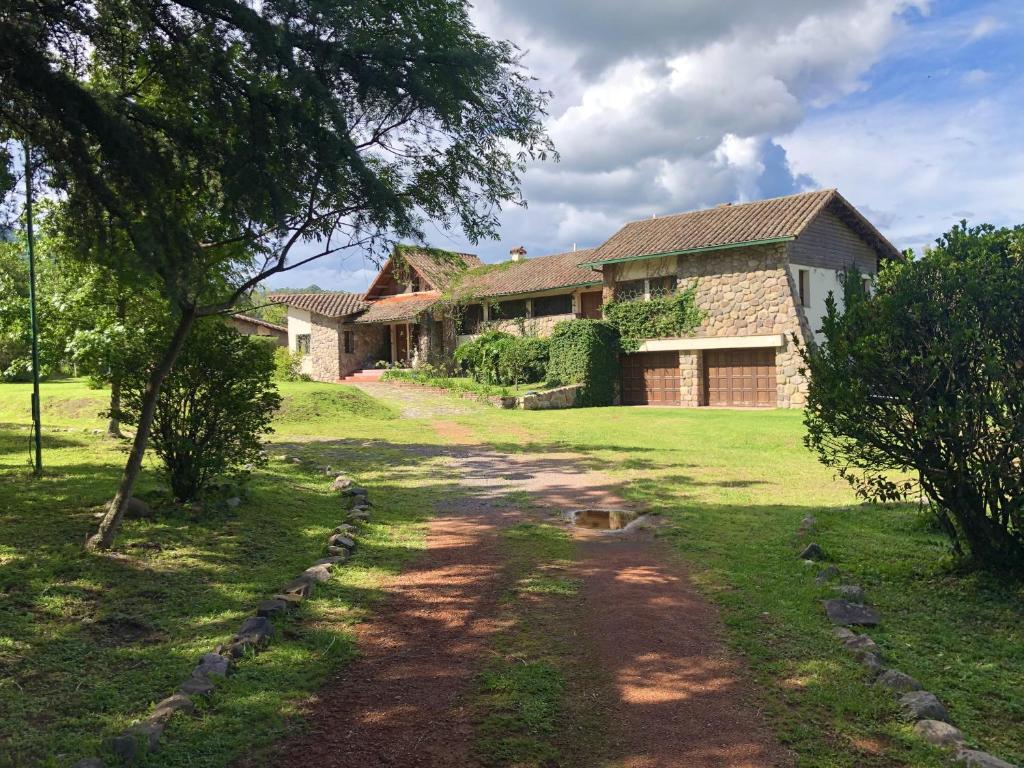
271, 385, 791, 767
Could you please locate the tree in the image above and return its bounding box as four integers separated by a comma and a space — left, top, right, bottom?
802, 222, 1024, 570
118, 321, 281, 501
1, 0, 552, 548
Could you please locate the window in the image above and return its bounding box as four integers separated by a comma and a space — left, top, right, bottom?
494, 299, 527, 319
862, 276, 872, 295
295, 333, 311, 354
343, 330, 354, 354
648, 275, 678, 298
798, 269, 810, 307
616, 279, 647, 301
532, 293, 573, 317
459, 304, 484, 335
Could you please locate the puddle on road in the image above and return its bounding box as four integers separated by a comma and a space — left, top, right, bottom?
568, 508, 643, 531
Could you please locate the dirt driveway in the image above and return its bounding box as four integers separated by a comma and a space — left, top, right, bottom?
271, 385, 791, 768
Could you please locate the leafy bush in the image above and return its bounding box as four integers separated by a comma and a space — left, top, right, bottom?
603, 283, 704, 352
454, 331, 548, 385
118, 321, 282, 501
802, 221, 1024, 570
273, 345, 310, 381
547, 320, 620, 406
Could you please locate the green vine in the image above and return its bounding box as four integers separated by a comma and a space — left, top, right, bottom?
547, 319, 620, 407
603, 282, 704, 352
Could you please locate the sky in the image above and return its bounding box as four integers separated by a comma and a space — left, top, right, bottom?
266, 0, 1024, 292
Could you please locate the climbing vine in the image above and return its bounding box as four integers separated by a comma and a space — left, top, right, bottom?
547, 319, 621, 406
603, 282, 704, 352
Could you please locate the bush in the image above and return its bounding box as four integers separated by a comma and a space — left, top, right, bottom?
273, 345, 310, 381
118, 320, 282, 501
547, 320, 620, 406
603, 283, 704, 352
802, 221, 1024, 571
454, 330, 548, 386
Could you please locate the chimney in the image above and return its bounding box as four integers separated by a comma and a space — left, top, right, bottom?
509, 246, 527, 262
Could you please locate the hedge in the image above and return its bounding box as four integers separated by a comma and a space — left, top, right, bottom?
547, 319, 620, 407
454, 330, 549, 386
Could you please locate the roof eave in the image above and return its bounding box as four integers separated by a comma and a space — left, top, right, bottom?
580, 236, 797, 268
459, 279, 604, 301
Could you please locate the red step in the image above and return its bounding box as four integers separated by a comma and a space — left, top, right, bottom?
340, 368, 387, 383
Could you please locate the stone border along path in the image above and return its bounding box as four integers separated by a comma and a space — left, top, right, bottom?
71, 460, 372, 768
796, 516, 1019, 768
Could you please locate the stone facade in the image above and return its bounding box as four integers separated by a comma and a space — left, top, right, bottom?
308, 314, 386, 382
679, 351, 702, 407
603, 243, 810, 408
480, 313, 575, 338
518, 384, 584, 410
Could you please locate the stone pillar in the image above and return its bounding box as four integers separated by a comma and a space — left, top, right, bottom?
679, 351, 702, 407
309, 315, 341, 381
602, 264, 616, 304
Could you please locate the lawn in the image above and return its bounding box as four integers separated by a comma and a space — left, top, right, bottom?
1, 379, 1021, 767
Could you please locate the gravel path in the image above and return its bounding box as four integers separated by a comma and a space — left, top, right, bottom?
269, 386, 790, 767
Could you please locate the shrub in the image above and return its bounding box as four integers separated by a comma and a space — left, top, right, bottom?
454, 331, 548, 386
118, 321, 282, 501
547, 320, 620, 406
802, 221, 1024, 571
603, 283, 704, 352
273, 345, 310, 381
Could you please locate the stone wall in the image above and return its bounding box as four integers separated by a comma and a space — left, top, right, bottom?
518, 384, 584, 410
679, 351, 702, 407
480, 313, 574, 338
308, 315, 386, 381
674, 243, 807, 408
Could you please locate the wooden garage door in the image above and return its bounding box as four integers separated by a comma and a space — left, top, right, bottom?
621, 352, 681, 406
703, 349, 776, 407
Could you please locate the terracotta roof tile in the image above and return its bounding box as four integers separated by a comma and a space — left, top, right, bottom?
354, 293, 441, 323
231, 314, 287, 333
398, 249, 483, 290
268, 292, 369, 318
584, 189, 900, 265
451, 249, 601, 300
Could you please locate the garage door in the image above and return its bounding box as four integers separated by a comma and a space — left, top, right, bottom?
621, 352, 681, 405
703, 349, 776, 407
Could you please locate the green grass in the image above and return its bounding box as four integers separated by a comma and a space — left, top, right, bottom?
380, 369, 549, 398
471, 522, 607, 768
0, 379, 456, 767
1, 380, 1021, 767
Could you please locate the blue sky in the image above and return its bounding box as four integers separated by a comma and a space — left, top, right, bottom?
267, 0, 1024, 291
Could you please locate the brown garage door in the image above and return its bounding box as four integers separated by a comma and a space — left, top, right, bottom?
621, 352, 681, 405
703, 349, 776, 407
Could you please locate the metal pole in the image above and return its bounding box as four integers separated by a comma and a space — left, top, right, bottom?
24, 141, 42, 476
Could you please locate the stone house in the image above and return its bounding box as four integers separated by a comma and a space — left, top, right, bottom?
271, 188, 899, 407
580, 188, 899, 407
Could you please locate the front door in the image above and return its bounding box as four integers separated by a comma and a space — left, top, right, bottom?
580, 291, 604, 319
394, 323, 410, 364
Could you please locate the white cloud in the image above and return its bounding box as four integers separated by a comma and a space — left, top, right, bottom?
968, 15, 1004, 41
781, 92, 1024, 254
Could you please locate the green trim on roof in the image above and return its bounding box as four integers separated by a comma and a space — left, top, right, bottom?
580, 236, 796, 268
469, 279, 604, 301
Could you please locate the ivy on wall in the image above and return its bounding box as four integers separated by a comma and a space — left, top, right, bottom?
603, 282, 705, 352
547, 319, 621, 407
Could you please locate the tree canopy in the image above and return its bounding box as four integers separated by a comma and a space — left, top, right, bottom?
802, 222, 1024, 571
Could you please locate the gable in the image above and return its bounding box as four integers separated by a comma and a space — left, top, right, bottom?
789, 206, 883, 274
363, 247, 483, 300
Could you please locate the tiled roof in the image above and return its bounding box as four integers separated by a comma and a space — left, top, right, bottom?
354, 293, 441, 323
231, 314, 287, 333
268, 292, 369, 318
583, 189, 900, 265
397, 248, 483, 290
450, 249, 601, 300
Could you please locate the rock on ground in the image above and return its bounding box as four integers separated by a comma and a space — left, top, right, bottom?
900, 690, 950, 722
799, 542, 827, 561
955, 748, 1019, 768
823, 599, 881, 626
875, 669, 923, 693
914, 720, 964, 747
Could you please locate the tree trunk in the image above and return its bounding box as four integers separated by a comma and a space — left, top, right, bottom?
86, 308, 196, 550
106, 374, 123, 438
105, 298, 127, 438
